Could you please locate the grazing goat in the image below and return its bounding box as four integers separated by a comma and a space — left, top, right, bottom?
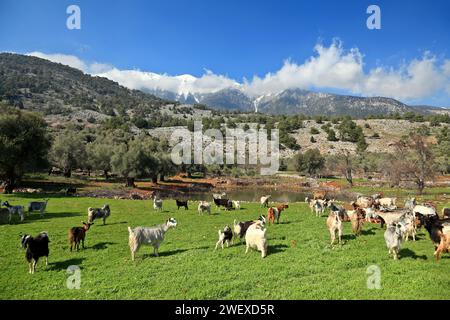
175, 200, 188, 210
215, 226, 233, 250
327, 212, 343, 245
313, 200, 325, 217
213, 198, 233, 210
313, 191, 326, 200
442, 208, 450, 219
87, 204, 111, 225
413, 204, 437, 217
356, 196, 375, 208
21, 232, 50, 274
198, 201, 211, 214
0, 207, 10, 224
153, 198, 163, 211
69, 222, 93, 251
212, 192, 226, 199
232, 200, 241, 210
384, 222, 407, 260
349, 208, 365, 236
399, 212, 417, 241
423, 215, 450, 261
233, 215, 266, 241
363, 207, 378, 222
327, 202, 349, 222
1, 201, 25, 222
245, 220, 268, 258
267, 204, 288, 224
28, 199, 49, 217
260, 195, 271, 208
128, 218, 177, 260
376, 197, 397, 208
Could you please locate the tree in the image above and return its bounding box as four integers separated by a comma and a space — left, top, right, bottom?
390, 134, 436, 193
336, 151, 354, 186
50, 130, 87, 177
326, 129, 338, 141
336, 119, 364, 142
86, 136, 116, 180
156, 154, 179, 182
435, 126, 450, 174
293, 148, 325, 177
0, 105, 50, 193
111, 137, 159, 187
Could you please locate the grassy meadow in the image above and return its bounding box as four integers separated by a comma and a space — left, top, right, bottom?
0, 194, 449, 300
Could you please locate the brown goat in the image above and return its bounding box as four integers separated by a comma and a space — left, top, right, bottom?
68, 222, 93, 251
313, 191, 326, 200
350, 208, 365, 236
267, 204, 289, 225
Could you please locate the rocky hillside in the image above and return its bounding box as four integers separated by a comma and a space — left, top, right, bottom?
0, 53, 172, 120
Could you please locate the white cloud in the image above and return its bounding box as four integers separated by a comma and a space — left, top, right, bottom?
26, 42, 450, 102
27, 52, 112, 74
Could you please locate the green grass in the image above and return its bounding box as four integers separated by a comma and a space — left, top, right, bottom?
0, 195, 449, 300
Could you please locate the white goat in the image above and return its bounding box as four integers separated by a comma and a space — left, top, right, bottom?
128, 218, 177, 261
413, 204, 437, 217
245, 220, 268, 258
384, 222, 407, 260
232, 200, 241, 210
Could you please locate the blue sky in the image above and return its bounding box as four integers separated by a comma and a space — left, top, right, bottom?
0, 0, 449, 106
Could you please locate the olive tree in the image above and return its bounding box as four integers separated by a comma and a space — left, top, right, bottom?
0, 105, 50, 193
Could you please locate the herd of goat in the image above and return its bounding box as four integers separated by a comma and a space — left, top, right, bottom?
2, 190, 450, 274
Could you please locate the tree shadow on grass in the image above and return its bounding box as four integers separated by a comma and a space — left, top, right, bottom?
400, 248, 427, 260
20, 212, 83, 223
91, 242, 116, 250
48, 258, 85, 271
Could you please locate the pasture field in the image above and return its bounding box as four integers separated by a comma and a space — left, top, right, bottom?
0, 194, 449, 300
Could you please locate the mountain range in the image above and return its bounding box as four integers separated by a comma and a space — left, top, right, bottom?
144, 87, 449, 117
0, 53, 448, 118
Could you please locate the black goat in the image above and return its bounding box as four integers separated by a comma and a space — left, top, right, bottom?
175, 200, 188, 210
213, 198, 233, 210
21, 232, 50, 274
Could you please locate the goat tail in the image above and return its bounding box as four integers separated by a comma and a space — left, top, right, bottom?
128, 226, 133, 235
233, 219, 237, 227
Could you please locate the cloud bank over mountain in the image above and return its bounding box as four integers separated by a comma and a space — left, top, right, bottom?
27, 40, 450, 103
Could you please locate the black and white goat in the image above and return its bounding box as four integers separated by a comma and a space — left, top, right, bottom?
233, 215, 266, 242
215, 226, 233, 250
198, 201, 211, 214
21, 232, 50, 274
87, 204, 111, 225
